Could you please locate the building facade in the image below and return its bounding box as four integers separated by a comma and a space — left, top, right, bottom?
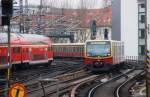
137, 0, 146, 61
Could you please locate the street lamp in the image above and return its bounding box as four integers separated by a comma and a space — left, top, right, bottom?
38, 78, 60, 97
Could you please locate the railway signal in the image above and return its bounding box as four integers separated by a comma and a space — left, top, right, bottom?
1, 0, 13, 91
1, 0, 13, 26
91, 20, 97, 40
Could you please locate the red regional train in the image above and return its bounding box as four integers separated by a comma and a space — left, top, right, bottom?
0, 33, 53, 70
52, 43, 84, 59
84, 40, 125, 72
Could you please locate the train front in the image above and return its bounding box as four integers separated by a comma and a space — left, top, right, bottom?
84, 40, 112, 72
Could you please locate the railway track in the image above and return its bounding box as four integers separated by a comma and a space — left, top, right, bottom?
70, 68, 143, 97
27, 69, 92, 97
11, 60, 83, 83
0, 60, 85, 97
115, 71, 145, 97
88, 70, 143, 97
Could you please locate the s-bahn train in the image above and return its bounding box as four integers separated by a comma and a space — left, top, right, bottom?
52, 40, 124, 72
84, 40, 125, 72
0, 33, 53, 70
52, 43, 84, 59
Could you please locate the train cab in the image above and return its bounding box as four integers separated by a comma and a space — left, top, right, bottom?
84, 40, 124, 72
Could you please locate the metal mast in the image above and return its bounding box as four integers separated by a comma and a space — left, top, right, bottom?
37, 0, 43, 34
19, 0, 24, 33
24, 0, 29, 33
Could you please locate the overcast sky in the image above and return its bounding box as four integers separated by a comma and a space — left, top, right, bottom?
15, 0, 111, 9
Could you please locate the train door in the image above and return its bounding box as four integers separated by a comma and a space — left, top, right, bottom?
11, 47, 21, 64
22, 47, 29, 63
47, 46, 53, 60
29, 48, 32, 62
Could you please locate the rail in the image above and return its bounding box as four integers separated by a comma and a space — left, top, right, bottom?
88, 68, 135, 97
115, 71, 145, 97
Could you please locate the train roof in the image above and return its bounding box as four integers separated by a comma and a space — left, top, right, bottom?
52, 43, 84, 46
0, 33, 51, 45
85, 40, 123, 43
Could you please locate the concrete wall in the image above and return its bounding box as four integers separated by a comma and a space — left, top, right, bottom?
121, 0, 138, 56
112, 0, 121, 41
112, 0, 138, 56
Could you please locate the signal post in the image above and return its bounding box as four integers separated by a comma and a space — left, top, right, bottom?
1, 0, 13, 95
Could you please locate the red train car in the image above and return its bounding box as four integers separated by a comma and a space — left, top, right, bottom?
84, 40, 125, 72
0, 33, 53, 70
52, 43, 84, 59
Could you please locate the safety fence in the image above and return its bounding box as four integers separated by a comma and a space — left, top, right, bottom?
124, 56, 145, 69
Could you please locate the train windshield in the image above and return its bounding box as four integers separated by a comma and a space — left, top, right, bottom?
86, 41, 111, 57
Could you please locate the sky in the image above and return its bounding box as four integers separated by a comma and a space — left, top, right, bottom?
15, 0, 111, 9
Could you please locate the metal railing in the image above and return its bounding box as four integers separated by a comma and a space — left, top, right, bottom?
124, 56, 145, 69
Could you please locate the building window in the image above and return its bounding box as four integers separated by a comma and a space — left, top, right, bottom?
141, 4, 145, 8
139, 29, 145, 39
140, 15, 145, 23
139, 45, 145, 55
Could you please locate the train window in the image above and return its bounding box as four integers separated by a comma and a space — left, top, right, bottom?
60, 47, 62, 52
64, 47, 66, 52
72, 47, 74, 52
33, 54, 45, 60
13, 47, 20, 53
73, 46, 75, 52
62, 47, 64, 52
76, 47, 78, 52
80, 47, 82, 52
0, 56, 6, 64
70, 47, 72, 52
69, 47, 71, 52
79, 47, 82, 52
26, 49, 28, 53
56, 47, 59, 52
77, 47, 79, 52
48, 47, 51, 51
61, 47, 63, 52
75, 47, 77, 52
67, 47, 69, 52
75, 47, 79, 52
55, 47, 57, 52
59, 47, 61, 52
59, 47, 60, 52
81, 47, 83, 52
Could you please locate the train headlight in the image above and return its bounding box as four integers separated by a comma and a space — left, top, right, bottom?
94, 62, 103, 67
107, 54, 111, 56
